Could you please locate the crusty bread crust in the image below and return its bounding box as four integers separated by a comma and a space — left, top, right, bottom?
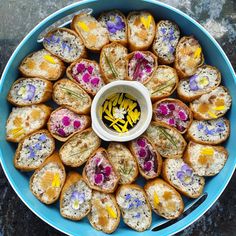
177, 65, 221, 102
162, 159, 205, 198
47, 107, 91, 142
174, 36, 204, 79
128, 135, 162, 180
43, 28, 87, 63
88, 191, 120, 234
71, 13, 109, 52
144, 178, 184, 219
59, 128, 101, 167
7, 77, 53, 106
82, 147, 120, 193
98, 10, 128, 46
14, 129, 55, 171
52, 78, 92, 114
19, 49, 65, 81
116, 184, 152, 232
60, 172, 91, 220
127, 11, 156, 51
186, 119, 230, 145
29, 152, 66, 204
152, 98, 193, 134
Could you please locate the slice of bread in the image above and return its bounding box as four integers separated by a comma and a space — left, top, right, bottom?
67, 58, 105, 96
43, 28, 86, 63
116, 184, 152, 232
47, 107, 91, 142
60, 172, 92, 220
129, 136, 162, 179
186, 118, 230, 145
59, 128, 101, 167
183, 141, 228, 176
100, 42, 128, 83
30, 152, 66, 204
107, 142, 138, 184
126, 51, 157, 84
127, 11, 155, 51
174, 36, 204, 79
19, 49, 65, 81
14, 129, 55, 171
7, 77, 53, 106
152, 20, 180, 64
52, 78, 92, 114
162, 158, 205, 198
152, 98, 193, 134
98, 10, 128, 46
82, 147, 120, 193
145, 65, 179, 102
145, 121, 187, 158
71, 13, 109, 52
144, 178, 184, 219
6, 104, 51, 143
190, 86, 232, 120
88, 191, 120, 234
177, 65, 221, 102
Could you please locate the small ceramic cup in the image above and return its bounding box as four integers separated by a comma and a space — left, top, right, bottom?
91, 81, 152, 142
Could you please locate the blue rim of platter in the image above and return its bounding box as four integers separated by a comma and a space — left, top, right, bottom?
0, 0, 236, 235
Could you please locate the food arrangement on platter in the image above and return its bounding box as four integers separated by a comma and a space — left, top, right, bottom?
6, 9, 231, 233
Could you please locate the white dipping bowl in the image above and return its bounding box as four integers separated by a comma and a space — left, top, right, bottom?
91, 81, 152, 142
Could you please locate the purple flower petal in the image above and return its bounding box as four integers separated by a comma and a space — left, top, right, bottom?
77, 63, 86, 73
26, 84, 36, 100
38, 134, 47, 142
181, 164, 191, 172
34, 143, 42, 150
90, 77, 100, 87
82, 73, 91, 83
138, 148, 147, 158
87, 66, 94, 74
125, 194, 131, 200
94, 173, 104, 185
62, 116, 71, 126
73, 120, 81, 129
197, 123, 204, 131
178, 110, 188, 121
158, 104, 169, 116
28, 147, 35, 158
169, 45, 175, 53
176, 171, 185, 181
58, 128, 66, 137
137, 138, 146, 147
167, 103, 176, 111
168, 118, 176, 126
144, 161, 153, 171
216, 121, 224, 127
189, 77, 199, 91
145, 65, 152, 73
204, 127, 215, 135
134, 52, 143, 60
160, 27, 167, 35
103, 166, 112, 177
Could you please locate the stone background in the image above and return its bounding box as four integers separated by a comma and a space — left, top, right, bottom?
0, 0, 235, 235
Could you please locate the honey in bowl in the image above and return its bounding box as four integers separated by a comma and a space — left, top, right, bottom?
100, 93, 141, 133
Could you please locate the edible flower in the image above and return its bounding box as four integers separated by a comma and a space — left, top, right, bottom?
189, 75, 209, 91
17, 84, 36, 100
106, 15, 125, 33
176, 164, 193, 185
71, 191, 85, 210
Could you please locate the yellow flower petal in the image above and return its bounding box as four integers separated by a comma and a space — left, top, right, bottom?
99, 107, 103, 119
200, 147, 214, 156
106, 205, 117, 219
153, 191, 159, 208
140, 15, 152, 30
194, 47, 202, 59
77, 21, 90, 32
118, 93, 123, 104
208, 111, 218, 118
127, 115, 133, 127
104, 115, 114, 122
52, 173, 60, 187
113, 124, 122, 133
43, 54, 56, 64
213, 106, 226, 111
105, 109, 113, 119
103, 101, 109, 112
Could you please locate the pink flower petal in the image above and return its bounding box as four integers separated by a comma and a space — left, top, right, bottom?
94, 173, 104, 185
158, 104, 169, 116
144, 161, 153, 171
82, 73, 91, 83
103, 166, 112, 176
167, 103, 176, 111
138, 148, 147, 158
91, 77, 100, 87
179, 110, 188, 121
77, 63, 85, 73
62, 116, 71, 126
58, 128, 66, 137
145, 65, 152, 73
134, 52, 143, 60
137, 138, 146, 147
73, 120, 81, 129
87, 66, 94, 74
168, 118, 176, 126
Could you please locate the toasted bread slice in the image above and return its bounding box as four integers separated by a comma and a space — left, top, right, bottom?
52, 79, 92, 114
107, 142, 138, 184
7, 77, 52, 106
144, 178, 184, 219
129, 136, 162, 179
43, 28, 86, 63
190, 86, 232, 120
162, 158, 205, 198
100, 42, 128, 83
127, 11, 155, 51
71, 13, 109, 52
177, 65, 221, 102
183, 141, 228, 176
60, 172, 92, 220
30, 152, 66, 204
19, 49, 65, 81
88, 191, 120, 234
152, 20, 180, 64
14, 129, 55, 171
82, 148, 120, 193
59, 128, 101, 167
47, 107, 90, 142
186, 118, 230, 145
126, 51, 157, 84
174, 36, 204, 79
98, 10, 128, 46
67, 58, 105, 96
6, 104, 51, 143
145, 65, 179, 102
152, 98, 193, 134
145, 121, 187, 158
116, 184, 152, 232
